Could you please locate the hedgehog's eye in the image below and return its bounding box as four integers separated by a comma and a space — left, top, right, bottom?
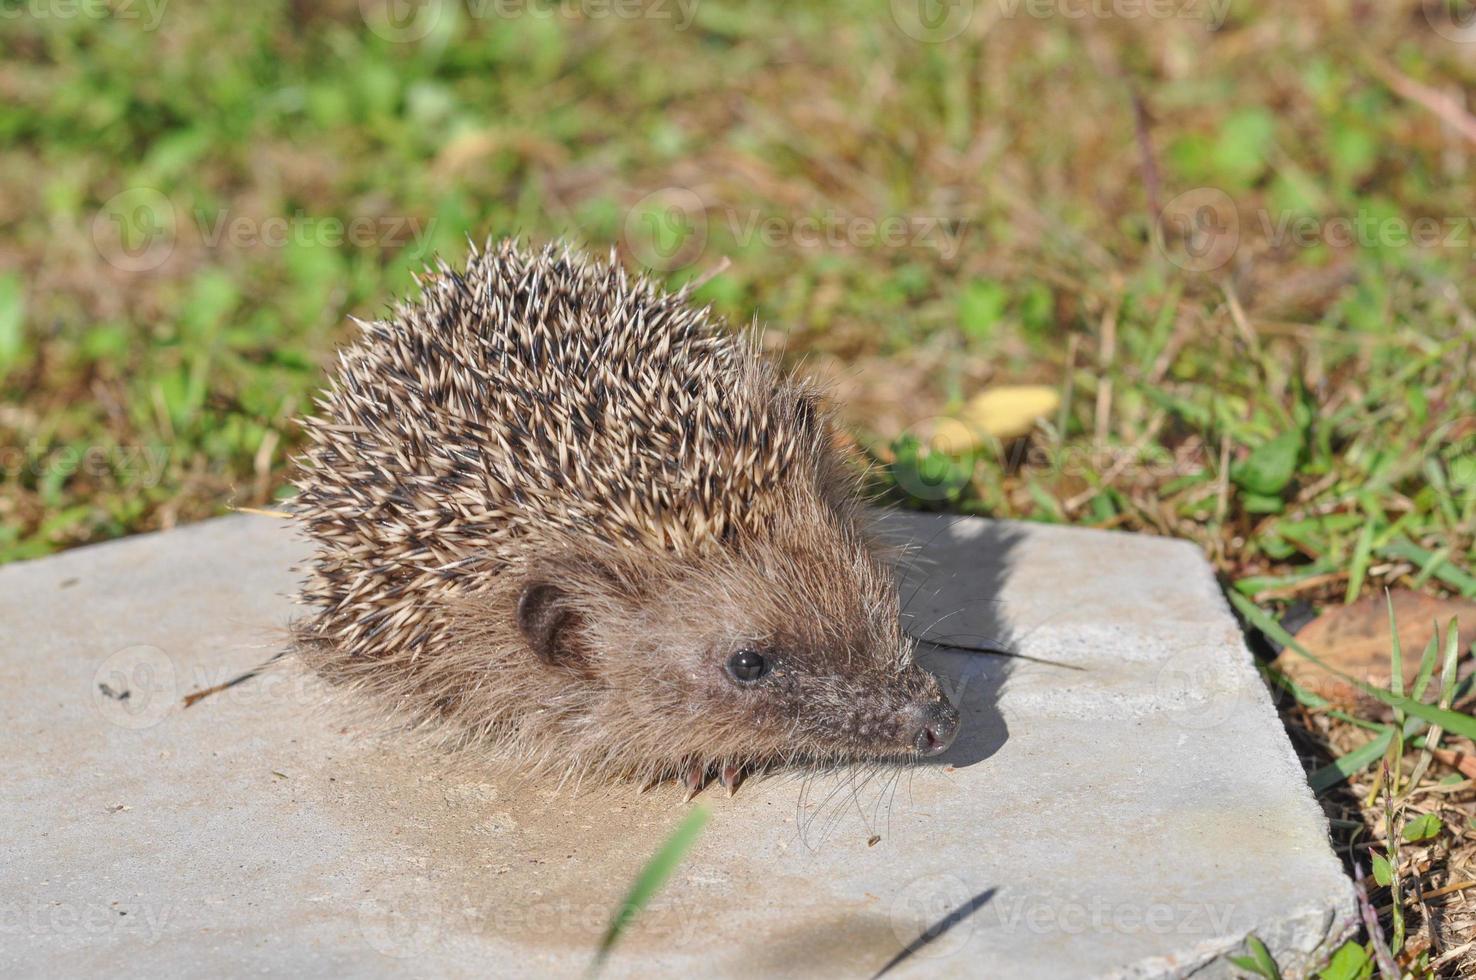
726, 649, 769, 684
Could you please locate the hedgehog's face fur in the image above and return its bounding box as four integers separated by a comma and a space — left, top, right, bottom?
471, 512, 960, 782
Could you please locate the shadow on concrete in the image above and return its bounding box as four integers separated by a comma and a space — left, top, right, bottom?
881, 513, 1027, 772
871, 886, 999, 978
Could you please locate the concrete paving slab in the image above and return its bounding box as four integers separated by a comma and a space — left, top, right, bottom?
0, 513, 1356, 978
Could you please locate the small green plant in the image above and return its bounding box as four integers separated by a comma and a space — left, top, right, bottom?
1229, 934, 1281, 979
1315, 940, 1373, 980
887, 433, 975, 507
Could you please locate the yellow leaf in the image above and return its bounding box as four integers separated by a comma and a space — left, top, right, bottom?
924, 417, 980, 456
960, 385, 1060, 440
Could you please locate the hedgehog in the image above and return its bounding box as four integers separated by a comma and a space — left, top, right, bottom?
290, 240, 960, 798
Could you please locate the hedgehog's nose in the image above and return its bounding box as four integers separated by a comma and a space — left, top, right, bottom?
908, 700, 960, 757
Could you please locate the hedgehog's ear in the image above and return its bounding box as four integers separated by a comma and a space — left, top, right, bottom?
516, 580, 585, 668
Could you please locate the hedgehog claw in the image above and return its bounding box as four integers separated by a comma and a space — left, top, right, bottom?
680, 763, 707, 803
718, 763, 744, 797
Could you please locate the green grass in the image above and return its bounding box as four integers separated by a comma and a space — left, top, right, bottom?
3, 2, 1472, 581
592, 805, 709, 973
3, 1, 1476, 973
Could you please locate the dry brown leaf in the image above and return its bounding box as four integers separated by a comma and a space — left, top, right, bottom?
1428, 748, 1476, 779
1273, 590, 1476, 710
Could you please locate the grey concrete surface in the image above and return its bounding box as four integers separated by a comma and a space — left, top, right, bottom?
1, 513, 1356, 978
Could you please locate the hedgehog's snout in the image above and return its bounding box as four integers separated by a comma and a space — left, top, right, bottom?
903, 698, 960, 757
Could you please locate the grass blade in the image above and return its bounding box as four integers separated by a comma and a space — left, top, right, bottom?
1385, 591, 1404, 704
1409, 617, 1465, 787
591, 805, 709, 973
1410, 632, 1440, 703
1345, 521, 1375, 604
1385, 592, 1405, 790
1260, 664, 1329, 710
1309, 727, 1394, 793
1439, 615, 1462, 707
1380, 763, 1405, 955
1379, 538, 1476, 597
